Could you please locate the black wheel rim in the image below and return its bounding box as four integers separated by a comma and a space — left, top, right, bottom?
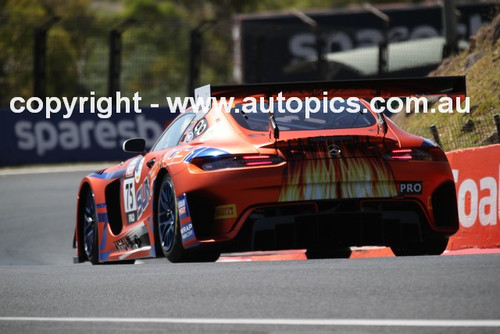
158, 180, 176, 253
83, 191, 97, 259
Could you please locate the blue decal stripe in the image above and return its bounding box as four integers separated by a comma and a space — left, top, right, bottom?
184, 147, 229, 163
421, 138, 437, 148
97, 213, 108, 252
96, 203, 106, 209
89, 170, 126, 180
100, 250, 112, 261
185, 201, 190, 217
183, 147, 207, 162
184, 241, 201, 249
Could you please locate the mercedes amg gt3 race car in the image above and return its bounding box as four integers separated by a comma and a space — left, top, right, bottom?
74, 77, 464, 264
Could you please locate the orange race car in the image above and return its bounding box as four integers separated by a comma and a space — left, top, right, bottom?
73, 77, 465, 264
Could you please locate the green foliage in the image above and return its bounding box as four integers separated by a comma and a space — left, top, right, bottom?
1, 0, 422, 105
0, 0, 46, 102
392, 13, 500, 151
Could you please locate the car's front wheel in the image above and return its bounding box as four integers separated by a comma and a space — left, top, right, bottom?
82, 190, 99, 264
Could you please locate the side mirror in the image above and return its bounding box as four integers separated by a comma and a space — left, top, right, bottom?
122, 138, 146, 154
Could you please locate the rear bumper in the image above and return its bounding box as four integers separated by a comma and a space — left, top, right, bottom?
193, 197, 458, 252
178, 159, 458, 252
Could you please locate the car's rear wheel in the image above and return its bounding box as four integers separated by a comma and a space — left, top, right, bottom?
82, 190, 99, 264
305, 247, 352, 259
390, 236, 449, 256
155, 175, 220, 263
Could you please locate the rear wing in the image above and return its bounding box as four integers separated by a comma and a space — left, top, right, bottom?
211, 76, 466, 101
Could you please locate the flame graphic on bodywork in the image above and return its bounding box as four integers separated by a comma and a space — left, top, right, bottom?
279, 141, 397, 201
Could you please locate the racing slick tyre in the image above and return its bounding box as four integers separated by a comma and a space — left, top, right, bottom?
390, 236, 449, 256
80, 189, 135, 265
155, 175, 220, 263
82, 189, 99, 264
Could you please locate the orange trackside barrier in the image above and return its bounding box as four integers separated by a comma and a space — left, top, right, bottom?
446, 144, 500, 250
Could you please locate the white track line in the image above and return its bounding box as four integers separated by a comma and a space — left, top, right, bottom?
0, 317, 498, 327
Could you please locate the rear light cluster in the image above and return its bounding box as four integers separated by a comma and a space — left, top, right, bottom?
385, 147, 447, 162
388, 148, 413, 160
192, 154, 284, 171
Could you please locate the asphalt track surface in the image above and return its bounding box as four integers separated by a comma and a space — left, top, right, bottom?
1, 169, 499, 334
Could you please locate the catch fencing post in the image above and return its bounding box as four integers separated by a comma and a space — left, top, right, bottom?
364, 4, 390, 76
108, 18, 136, 98
291, 10, 327, 80
442, 0, 459, 57
430, 125, 443, 148
33, 16, 60, 98
187, 20, 215, 95
494, 114, 500, 144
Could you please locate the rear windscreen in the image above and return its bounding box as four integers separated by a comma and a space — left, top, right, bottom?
230, 99, 376, 131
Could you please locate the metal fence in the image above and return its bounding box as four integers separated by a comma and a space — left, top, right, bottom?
0, 17, 234, 107
400, 114, 500, 152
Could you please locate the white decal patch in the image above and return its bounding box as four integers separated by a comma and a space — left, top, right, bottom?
135, 157, 144, 183
123, 178, 138, 224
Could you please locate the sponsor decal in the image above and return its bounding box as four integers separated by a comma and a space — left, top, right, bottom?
126, 157, 140, 177
12, 114, 162, 157
135, 157, 144, 183
176, 193, 200, 248
184, 131, 194, 143
452, 164, 499, 229
445, 145, 500, 250
399, 182, 423, 195
214, 204, 237, 220
178, 197, 188, 219
180, 222, 195, 242
136, 176, 151, 220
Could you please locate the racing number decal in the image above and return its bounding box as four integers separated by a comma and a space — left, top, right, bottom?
123, 178, 138, 224
193, 119, 207, 137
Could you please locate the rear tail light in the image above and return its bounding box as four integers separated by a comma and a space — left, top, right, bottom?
385, 147, 447, 162
192, 154, 284, 171
389, 148, 413, 160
